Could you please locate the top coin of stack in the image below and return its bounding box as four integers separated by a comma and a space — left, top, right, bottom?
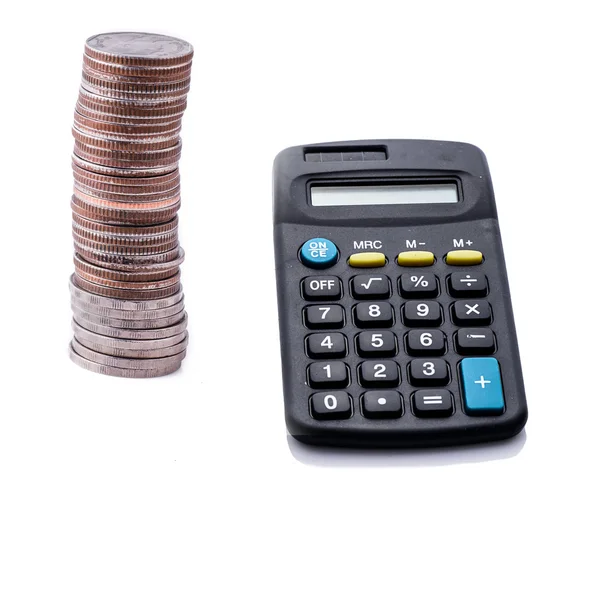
69, 32, 193, 378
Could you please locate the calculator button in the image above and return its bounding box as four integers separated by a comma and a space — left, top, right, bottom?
351, 275, 391, 299
304, 305, 345, 329
302, 276, 342, 300
402, 301, 442, 326
354, 302, 394, 328
455, 328, 496, 355
399, 273, 439, 299
311, 392, 352, 420
356, 331, 397, 357
448, 273, 488, 298
412, 390, 453, 417
396, 251, 435, 267
445, 250, 483, 266
308, 361, 350, 388
306, 333, 347, 358
460, 357, 505, 415
451, 301, 492, 325
348, 252, 386, 268
405, 330, 446, 356
300, 238, 338, 269
408, 359, 450, 386
359, 360, 400, 387
362, 391, 403, 419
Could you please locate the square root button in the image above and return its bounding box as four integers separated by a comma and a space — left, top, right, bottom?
460, 357, 505, 415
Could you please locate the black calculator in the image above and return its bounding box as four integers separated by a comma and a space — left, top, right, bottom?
273, 139, 527, 448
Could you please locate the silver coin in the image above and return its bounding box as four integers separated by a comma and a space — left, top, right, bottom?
71, 338, 186, 369
74, 333, 188, 359
72, 312, 188, 339
69, 274, 184, 310
71, 295, 185, 319
70, 345, 183, 378
72, 320, 187, 350
73, 306, 185, 329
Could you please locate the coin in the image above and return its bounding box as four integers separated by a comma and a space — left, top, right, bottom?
71, 296, 185, 319
70, 346, 183, 378
72, 320, 187, 349
69, 275, 184, 310
74, 334, 189, 359
72, 306, 186, 329
72, 312, 188, 339
85, 32, 194, 67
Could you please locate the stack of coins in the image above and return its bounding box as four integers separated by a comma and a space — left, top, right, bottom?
69, 32, 192, 378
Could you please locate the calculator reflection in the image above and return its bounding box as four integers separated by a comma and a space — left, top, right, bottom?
287, 430, 526, 468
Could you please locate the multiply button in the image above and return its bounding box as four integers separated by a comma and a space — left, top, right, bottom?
302, 276, 342, 300
460, 357, 505, 415
448, 273, 488, 298
452, 300, 492, 325
300, 238, 338, 269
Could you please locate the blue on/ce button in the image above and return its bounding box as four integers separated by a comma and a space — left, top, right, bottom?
460, 357, 505, 415
300, 238, 339, 269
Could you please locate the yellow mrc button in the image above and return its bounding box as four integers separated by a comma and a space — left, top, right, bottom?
446, 250, 483, 266
396, 251, 435, 267
348, 252, 386, 267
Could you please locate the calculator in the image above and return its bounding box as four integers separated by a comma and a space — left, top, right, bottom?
273, 139, 527, 448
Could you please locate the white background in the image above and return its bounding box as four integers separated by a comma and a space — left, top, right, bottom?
0, 1, 598, 598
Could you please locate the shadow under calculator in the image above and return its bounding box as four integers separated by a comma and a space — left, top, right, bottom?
287, 430, 526, 468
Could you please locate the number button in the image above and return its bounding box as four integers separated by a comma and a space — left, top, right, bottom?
451, 300, 492, 325
412, 390, 453, 417
306, 333, 347, 358
356, 331, 397, 357
354, 302, 394, 328
399, 274, 439, 299
307, 361, 350, 388
448, 273, 488, 298
302, 276, 342, 300
311, 392, 352, 420
455, 328, 496, 355
351, 275, 391, 299
405, 330, 446, 356
359, 360, 400, 387
304, 305, 345, 329
408, 359, 450, 386
362, 391, 403, 419
402, 301, 442, 326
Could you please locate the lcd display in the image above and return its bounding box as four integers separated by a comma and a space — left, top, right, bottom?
311, 183, 459, 206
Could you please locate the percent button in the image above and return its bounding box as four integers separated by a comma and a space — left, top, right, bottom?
399, 273, 439, 298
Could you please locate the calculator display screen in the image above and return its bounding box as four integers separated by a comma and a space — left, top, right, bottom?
310, 183, 459, 206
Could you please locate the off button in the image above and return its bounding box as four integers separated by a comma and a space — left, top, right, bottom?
300, 238, 338, 269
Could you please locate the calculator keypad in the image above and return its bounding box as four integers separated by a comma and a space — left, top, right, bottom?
299, 245, 502, 425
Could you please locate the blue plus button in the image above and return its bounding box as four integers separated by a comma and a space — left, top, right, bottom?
300, 238, 338, 269
460, 357, 505, 415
